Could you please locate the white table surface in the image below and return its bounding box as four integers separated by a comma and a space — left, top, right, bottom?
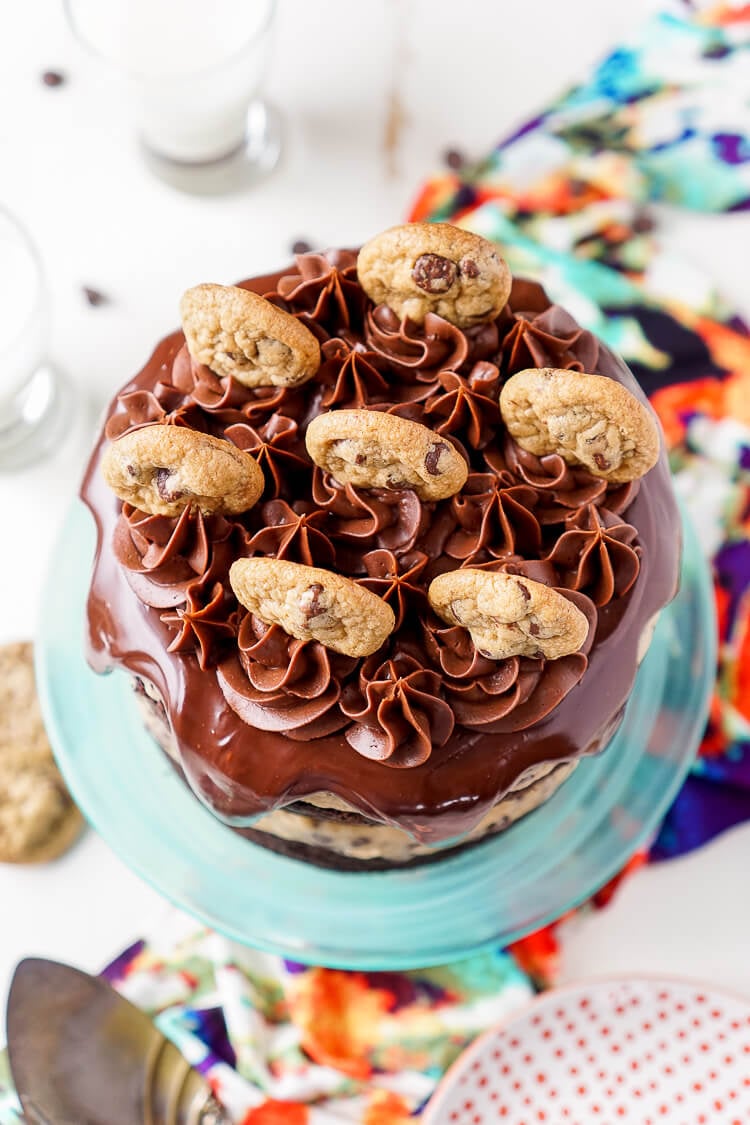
2, 0, 750, 1020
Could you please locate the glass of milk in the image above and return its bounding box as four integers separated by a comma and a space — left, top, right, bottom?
0, 209, 72, 471
65, 0, 280, 194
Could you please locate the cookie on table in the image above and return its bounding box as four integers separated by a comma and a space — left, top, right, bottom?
0, 642, 84, 864
180, 283, 320, 387
101, 423, 265, 517
357, 222, 512, 327
499, 367, 660, 483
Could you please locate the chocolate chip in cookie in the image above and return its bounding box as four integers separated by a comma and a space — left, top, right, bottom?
0, 642, 84, 864
357, 222, 511, 327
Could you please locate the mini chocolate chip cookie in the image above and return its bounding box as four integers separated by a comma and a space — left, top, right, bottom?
428, 569, 590, 660
357, 222, 511, 327
102, 424, 264, 517
499, 367, 660, 483
180, 283, 321, 387
230, 558, 395, 657
0, 642, 83, 864
305, 409, 468, 500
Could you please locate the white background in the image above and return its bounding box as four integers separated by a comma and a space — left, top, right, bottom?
1, 0, 750, 1018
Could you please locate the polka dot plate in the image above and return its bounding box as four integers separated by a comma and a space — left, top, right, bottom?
425, 978, 750, 1125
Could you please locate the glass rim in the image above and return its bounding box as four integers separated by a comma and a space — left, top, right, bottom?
0, 205, 46, 363
63, 0, 276, 84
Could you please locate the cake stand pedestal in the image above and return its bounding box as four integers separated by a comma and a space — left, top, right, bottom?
36, 501, 714, 970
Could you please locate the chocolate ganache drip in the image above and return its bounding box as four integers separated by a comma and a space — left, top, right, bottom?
81, 253, 681, 842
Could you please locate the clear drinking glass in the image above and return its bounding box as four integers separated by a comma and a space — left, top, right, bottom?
65, 0, 281, 195
0, 209, 72, 472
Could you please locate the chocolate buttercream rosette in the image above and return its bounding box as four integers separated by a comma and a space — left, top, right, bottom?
81, 223, 680, 871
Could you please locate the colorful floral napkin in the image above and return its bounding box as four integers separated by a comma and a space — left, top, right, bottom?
3, 3, 750, 1122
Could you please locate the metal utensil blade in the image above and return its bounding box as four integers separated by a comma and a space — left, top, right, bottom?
6, 958, 230, 1125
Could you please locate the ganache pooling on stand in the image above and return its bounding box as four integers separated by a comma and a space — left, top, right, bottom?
81, 224, 680, 868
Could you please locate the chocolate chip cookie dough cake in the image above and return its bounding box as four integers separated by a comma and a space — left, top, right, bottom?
81, 222, 680, 871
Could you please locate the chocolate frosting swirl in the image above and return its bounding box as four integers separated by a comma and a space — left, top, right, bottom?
81, 260, 681, 843
113, 504, 241, 609
502, 303, 600, 375
341, 654, 454, 767
545, 504, 641, 606
217, 613, 356, 740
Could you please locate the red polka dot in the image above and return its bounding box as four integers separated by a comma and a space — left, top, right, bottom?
554, 1048, 565, 1058
693, 1083, 703, 1093
512, 1081, 522, 1091
531, 1015, 542, 1026
715, 1101, 724, 1111
600, 1026, 611, 1037
478, 1076, 488, 1087
616, 1109, 627, 1118
663, 1066, 673, 1075
576, 1038, 587, 1049
536, 1073, 546, 1084
696, 994, 707, 1004
711, 1009, 722, 1019
542, 1029, 553, 1040
523, 1054, 533, 1064
568, 1067, 579, 1076
641, 1022, 652, 1032
577, 1086, 587, 1096
659, 1108, 668, 1116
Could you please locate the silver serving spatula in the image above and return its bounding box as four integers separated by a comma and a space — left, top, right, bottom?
6, 958, 231, 1124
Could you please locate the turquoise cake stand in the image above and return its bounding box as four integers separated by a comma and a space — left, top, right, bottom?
37, 501, 714, 970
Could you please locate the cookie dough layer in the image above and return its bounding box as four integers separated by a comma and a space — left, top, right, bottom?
133, 680, 577, 869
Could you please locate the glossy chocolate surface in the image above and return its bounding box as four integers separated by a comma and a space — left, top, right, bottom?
81, 254, 680, 843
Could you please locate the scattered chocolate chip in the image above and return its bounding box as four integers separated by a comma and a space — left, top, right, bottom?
301, 582, 325, 621
443, 148, 466, 171
82, 286, 108, 307
355, 453, 366, 465
702, 42, 730, 60
411, 253, 457, 294
459, 257, 480, 278
528, 621, 540, 636
41, 70, 66, 88
126, 463, 137, 478
631, 210, 655, 234
516, 581, 530, 602
291, 238, 312, 255
425, 442, 448, 476
593, 453, 610, 471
